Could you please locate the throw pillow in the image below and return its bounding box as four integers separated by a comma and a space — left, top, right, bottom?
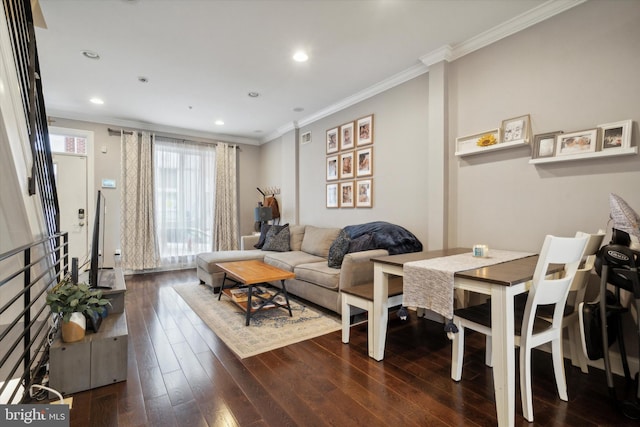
328, 229, 351, 269
262, 224, 291, 252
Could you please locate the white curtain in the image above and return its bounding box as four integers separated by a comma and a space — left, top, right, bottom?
120, 131, 160, 270
213, 143, 239, 250
154, 137, 215, 267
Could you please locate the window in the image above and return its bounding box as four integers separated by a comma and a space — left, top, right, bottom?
154, 137, 215, 266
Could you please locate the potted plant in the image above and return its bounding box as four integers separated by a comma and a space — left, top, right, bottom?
46, 279, 111, 343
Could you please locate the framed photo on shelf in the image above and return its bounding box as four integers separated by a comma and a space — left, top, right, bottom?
326, 183, 339, 208
555, 129, 598, 156
356, 147, 373, 177
326, 127, 338, 154
301, 131, 312, 145
532, 131, 563, 159
340, 121, 355, 150
340, 151, 354, 179
455, 129, 500, 155
356, 179, 373, 208
340, 181, 354, 208
356, 114, 374, 146
501, 114, 531, 143
598, 119, 632, 150
326, 155, 338, 181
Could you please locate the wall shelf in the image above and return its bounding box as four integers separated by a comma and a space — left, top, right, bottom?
455, 139, 528, 157
529, 147, 637, 164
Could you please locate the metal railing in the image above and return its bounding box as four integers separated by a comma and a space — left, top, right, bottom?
0, 233, 69, 403
3, 0, 59, 236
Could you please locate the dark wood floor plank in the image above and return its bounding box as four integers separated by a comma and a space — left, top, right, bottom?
65, 269, 640, 427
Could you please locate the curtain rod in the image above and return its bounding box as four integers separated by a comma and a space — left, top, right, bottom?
107, 127, 239, 149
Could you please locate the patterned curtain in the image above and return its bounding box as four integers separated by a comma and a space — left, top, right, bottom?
213, 143, 239, 250
120, 131, 160, 270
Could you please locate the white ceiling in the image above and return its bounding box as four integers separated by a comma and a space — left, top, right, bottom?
34, 0, 581, 145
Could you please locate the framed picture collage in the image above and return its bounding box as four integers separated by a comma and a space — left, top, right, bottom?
326, 114, 374, 208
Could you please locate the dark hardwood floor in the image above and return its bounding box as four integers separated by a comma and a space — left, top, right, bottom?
68, 269, 639, 426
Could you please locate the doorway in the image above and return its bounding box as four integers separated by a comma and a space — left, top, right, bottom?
49, 127, 94, 266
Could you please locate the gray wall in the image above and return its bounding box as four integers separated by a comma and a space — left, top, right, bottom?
292, 73, 430, 244
262, 0, 640, 254
450, 0, 640, 252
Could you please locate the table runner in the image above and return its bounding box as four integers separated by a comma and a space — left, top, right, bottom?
402, 250, 534, 319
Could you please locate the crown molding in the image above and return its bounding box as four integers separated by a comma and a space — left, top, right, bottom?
263, 0, 587, 144
47, 109, 261, 145
261, 63, 428, 144
449, 0, 588, 62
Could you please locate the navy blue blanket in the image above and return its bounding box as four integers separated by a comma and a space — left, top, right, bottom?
343, 221, 422, 255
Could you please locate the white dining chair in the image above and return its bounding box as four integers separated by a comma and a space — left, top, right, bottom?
451, 234, 588, 422
538, 231, 604, 373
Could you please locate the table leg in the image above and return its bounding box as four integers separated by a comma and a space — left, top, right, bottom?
245, 285, 253, 326
217, 273, 228, 301
280, 280, 293, 317
491, 286, 516, 427
371, 264, 389, 361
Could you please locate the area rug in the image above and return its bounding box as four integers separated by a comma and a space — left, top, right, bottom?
173, 282, 341, 359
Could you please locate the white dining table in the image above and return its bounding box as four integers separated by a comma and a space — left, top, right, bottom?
370, 249, 559, 427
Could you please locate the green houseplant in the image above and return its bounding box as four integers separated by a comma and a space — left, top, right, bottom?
46, 279, 111, 342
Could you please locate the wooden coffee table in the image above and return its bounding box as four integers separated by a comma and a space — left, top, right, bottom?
216, 260, 295, 326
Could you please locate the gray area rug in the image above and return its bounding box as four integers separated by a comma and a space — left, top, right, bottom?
173, 282, 341, 359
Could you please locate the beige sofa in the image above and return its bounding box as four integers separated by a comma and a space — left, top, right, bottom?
196, 225, 389, 314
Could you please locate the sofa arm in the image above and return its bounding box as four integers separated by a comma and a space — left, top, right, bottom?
241, 234, 260, 250
339, 249, 389, 290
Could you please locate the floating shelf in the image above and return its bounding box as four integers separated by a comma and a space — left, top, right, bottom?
455, 139, 528, 157
529, 147, 637, 164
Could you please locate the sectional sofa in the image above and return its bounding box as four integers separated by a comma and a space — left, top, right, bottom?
196, 222, 422, 314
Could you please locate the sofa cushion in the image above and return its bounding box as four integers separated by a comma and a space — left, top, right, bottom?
263, 251, 325, 272
301, 226, 341, 258
262, 224, 290, 252
197, 250, 265, 273
254, 223, 288, 249
294, 262, 341, 290
328, 229, 350, 268
289, 225, 306, 251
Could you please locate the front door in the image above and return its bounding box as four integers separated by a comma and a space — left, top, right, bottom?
52, 153, 88, 265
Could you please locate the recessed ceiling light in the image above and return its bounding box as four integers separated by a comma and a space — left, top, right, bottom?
293, 51, 308, 62
90, 97, 104, 105
82, 50, 100, 60
248, 92, 260, 98
215, 120, 224, 126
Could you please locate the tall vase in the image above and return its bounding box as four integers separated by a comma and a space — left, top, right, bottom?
61, 312, 86, 343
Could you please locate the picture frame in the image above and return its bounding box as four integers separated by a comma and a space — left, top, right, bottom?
326, 155, 338, 181
301, 131, 312, 145
339, 181, 355, 208
356, 147, 373, 177
532, 131, 563, 159
356, 179, 373, 208
326, 127, 338, 154
455, 128, 500, 155
340, 151, 354, 179
598, 119, 632, 150
326, 183, 339, 208
555, 129, 598, 156
501, 114, 531, 143
356, 114, 374, 146
340, 121, 355, 151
